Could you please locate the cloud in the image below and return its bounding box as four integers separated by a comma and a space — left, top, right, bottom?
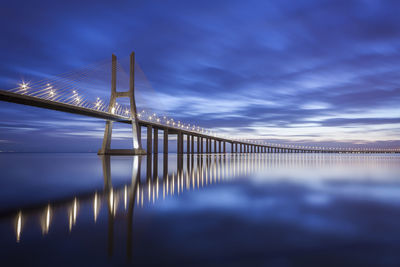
0, 0, 399, 151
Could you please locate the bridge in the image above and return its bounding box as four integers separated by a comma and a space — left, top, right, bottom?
0, 52, 398, 155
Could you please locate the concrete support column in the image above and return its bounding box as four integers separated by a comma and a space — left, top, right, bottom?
153, 128, 158, 154
223, 142, 226, 153
209, 138, 212, 153
218, 141, 222, 153
200, 137, 203, 153
191, 135, 194, 154
197, 136, 200, 154
187, 134, 190, 154
177, 132, 184, 155
206, 138, 209, 153
214, 139, 217, 153
147, 125, 152, 154
163, 129, 168, 154
180, 132, 184, 154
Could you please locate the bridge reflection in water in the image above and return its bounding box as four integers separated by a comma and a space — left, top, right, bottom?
6, 153, 399, 262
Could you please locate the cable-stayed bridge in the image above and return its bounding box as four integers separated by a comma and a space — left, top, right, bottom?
0, 52, 398, 155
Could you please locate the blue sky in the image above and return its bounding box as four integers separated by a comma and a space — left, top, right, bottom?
0, 0, 399, 152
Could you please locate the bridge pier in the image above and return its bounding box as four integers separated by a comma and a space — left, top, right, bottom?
187, 134, 191, 154
177, 132, 183, 154
164, 129, 168, 154
98, 52, 146, 155
154, 128, 158, 154
147, 126, 152, 155
191, 135, 194, 154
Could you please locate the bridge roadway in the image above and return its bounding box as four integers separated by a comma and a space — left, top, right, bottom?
0, 90, 397, 154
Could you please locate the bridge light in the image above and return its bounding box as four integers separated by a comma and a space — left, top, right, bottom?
19, 82, 29, 90
111, 107, 115, 114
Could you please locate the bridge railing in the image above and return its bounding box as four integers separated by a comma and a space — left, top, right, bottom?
2, 82, 400, 154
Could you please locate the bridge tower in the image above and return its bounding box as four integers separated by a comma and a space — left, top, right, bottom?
98, 52, 146, 155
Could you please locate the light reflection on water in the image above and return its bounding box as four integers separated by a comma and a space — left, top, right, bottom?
0, 153, 399, 266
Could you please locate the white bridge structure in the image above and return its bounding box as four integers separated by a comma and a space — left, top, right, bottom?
0, 52, 398, 155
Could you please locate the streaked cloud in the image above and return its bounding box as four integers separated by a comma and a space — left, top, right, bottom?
0, 0, 399, 151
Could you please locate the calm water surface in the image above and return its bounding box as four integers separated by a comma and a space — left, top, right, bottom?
0, 153, 399, 266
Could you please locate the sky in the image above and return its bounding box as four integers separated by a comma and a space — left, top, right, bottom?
0, 0, 400, 152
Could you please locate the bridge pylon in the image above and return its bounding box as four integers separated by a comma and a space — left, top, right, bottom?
98, 52, 146, 155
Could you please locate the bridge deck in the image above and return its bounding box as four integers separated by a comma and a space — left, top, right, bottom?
0, 90, 130, 122
0, 90, 231, 142
0, 90, 398, 154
